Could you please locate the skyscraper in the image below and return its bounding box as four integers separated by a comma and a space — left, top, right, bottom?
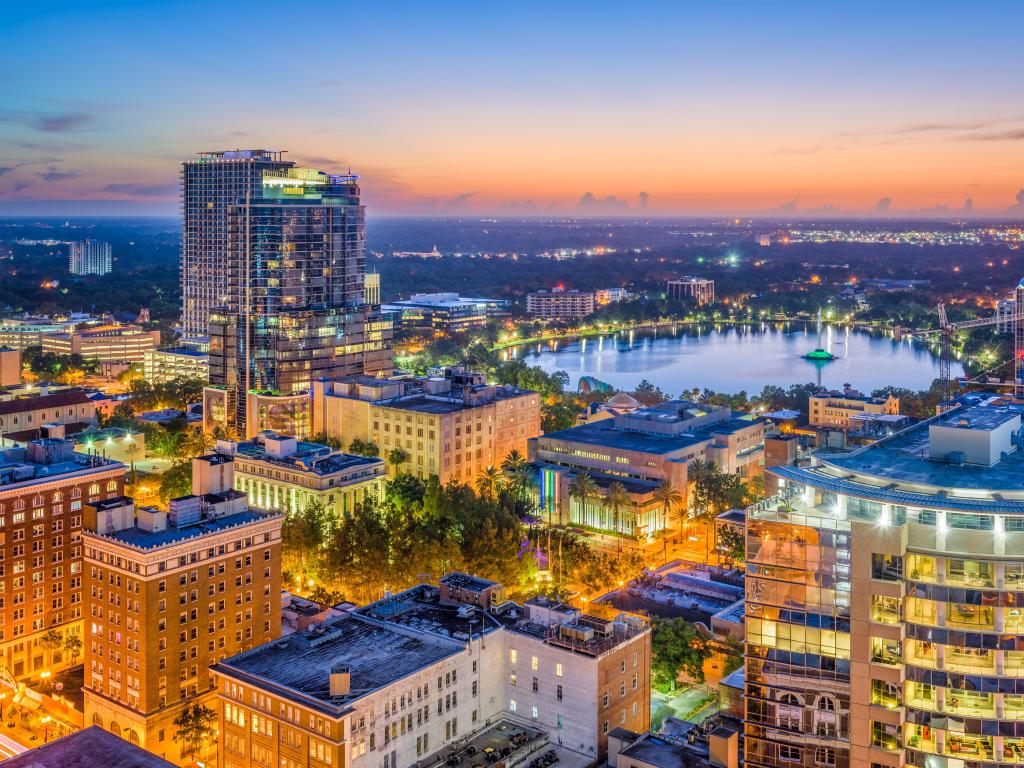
69, 239, 112, 275
194, 153, 392, 437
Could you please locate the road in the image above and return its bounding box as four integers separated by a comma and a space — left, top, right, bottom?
0, 731, 27, 759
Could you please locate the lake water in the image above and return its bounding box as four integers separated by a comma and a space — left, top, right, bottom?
510, 323, 959, 395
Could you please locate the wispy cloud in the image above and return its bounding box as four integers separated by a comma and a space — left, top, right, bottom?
958, 128, 1024, 142
0, 109, 95, 134
37, 166, 79, 183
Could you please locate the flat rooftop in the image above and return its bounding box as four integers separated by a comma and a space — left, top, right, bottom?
540, 420, 707, 455
233, 441, 381, 475
92, 508, 275, 551
1, 726, 175, 767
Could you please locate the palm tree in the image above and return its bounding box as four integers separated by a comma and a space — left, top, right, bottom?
568, 471, 599, 529
605, 481, 631, 553
476, 466, 503, 499
387, 448, 408, 473
184, 429, 215, 458
501, 449, 526, 474
687, 459, 722, 560
653, 477, 684, 548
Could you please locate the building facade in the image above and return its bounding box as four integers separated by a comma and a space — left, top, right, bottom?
667, 277, 715, 305
744, 392, 1024, 768
223, 432, 385, 517
142, 349, 209, 385
0, 390, 97, 438
383, 293, 510, 334
311, 367, 541, 484
198, 160, 392, 437
82, 454, 282, 765
0, 439, 124, 680
212, 573, 650, 768
69, 240, 113, 276
42, 324, 161, 363
530, 401, 765, 537
808, 390, 900, 430
526, 289, 596, 320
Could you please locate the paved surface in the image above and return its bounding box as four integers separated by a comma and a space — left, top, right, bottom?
652, 686, 719, 729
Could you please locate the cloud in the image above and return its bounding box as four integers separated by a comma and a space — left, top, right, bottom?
496, 199, 540, 214
772, 200, 798, 213
440, 192, 479, 213
958, 128, 1024, 142
961, 198, 973, 213
576, 192, 630, 214
1009, 189, 1024, 214
37, 112, 93, 132
36, 166, 79, 183
874, 196, 893, 213
0, 167, 13, 177
102, 182, 177, 197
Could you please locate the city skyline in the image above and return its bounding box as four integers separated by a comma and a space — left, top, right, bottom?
2, 1, 1024, 217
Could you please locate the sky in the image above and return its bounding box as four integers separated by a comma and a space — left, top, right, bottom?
2, 0, 1024, 218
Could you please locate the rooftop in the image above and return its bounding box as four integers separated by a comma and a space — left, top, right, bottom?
0, 726, 175, 768
0, 389, 92, 416
92, 507, 276, 551
231, 438, 382, 476
539, 419, 707, 455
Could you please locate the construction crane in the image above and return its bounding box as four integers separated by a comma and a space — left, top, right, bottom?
916, 295, 1024, 402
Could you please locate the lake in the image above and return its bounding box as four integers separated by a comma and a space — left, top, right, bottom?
509, 323, 959, 395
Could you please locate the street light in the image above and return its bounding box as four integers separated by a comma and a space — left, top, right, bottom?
41, 715, 51, 743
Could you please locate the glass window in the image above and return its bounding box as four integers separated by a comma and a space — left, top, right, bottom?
871, 554, 903, 581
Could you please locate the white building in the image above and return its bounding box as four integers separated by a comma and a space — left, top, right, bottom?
69, 239, 112, 276
667, 277, 715, 305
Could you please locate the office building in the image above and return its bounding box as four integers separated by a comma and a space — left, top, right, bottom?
383, 292, 510, 334
0, 438, 125, 679
530, 401, 765, 536
82, 453, 282, 765
69, 239, 113, 276
222, 432, 385, 517
807, 389, 899, 430
195, 155, 392, 437
667, 277, 715, 305
0, 346, 20, 387
526, 289, 596, 320
42, 324, 161, 364
212, 572, 650, 768
311, 367, 541, 484
0, 315, 87, 350
744, 392, 1024, 768
142, 348, 209, 385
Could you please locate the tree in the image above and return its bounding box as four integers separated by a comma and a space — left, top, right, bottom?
173, 702, 217, 759
717, 525, 746, 564
62, 632, 82, 666
39, 629, 63, 668
604, 481, 631, 545
387, 448, 408, 471
282, 499, 332, 590
159, 461, 192, 501
183, 429, 214, 458
653, 478, 684, 539
568, 471, 598, 528
476, 466, 503, 500
347, 438, 379, 457
652, 618, 712, 689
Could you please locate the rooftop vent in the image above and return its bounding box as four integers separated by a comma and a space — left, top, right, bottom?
329, 665, 350, 697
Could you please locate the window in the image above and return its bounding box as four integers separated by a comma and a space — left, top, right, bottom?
509, 649, 517, 664
779, 745, 802, 763
509, 698, 517, 712
871, 554, 903, 581
815, 747, 836, 766
555, 662, 563, 677
871, 721, 900, 750
531, 655, 538, 671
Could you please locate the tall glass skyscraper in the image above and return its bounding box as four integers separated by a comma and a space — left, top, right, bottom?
186, 151, 392, 436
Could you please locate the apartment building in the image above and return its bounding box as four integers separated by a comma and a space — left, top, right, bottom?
526, 289, 596, 320
42, 324, 161, 363
142, 349, 209, 385
807, 389, 899, 430
221, 432, 385, 517
68, 240, 113, 276
530, 401, 765, 537
744, 392, 1024, 768
667, 277, 715, 305
82, 454, 282, 765
0, 439, 125, 679
311, 367, 541, 484
212, 572, 650, 768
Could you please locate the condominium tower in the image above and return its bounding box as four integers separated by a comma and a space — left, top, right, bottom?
744, 392, 1024, 768
69, 239, 112, 276
189, 151, 393, 437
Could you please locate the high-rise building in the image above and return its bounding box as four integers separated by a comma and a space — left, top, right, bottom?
744, 392, 1024, 768
180, 150, 293, 341
190, 153, 393, 437
69, 240, 112, 276
82, 454, 282, 765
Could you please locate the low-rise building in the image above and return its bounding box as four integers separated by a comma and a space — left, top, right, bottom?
807, 388, 899, 429
383, 292, 510, 334
142, 348, 209, 384
0, 389, 97, 439
312, 367, 541, 484
667, 277, 715, 305
0, 438, 125, 679
595, 288, 630, 305
526, 289, 596, 320
0, 315, 87, 350
530, 401, 765, 537
0, 346, 21, 387
82, 454, 282, 765
1, 726, 176, 768
212, 572, 651, 768
42, 324, 161, 363
221, 432, 386, 517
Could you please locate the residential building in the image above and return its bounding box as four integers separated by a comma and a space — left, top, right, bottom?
82, 453, 282, 765
0, 438, 125, 679
364, 272, 381, 305
526, 289, 596, 320
595, 288, 630, 305
0, 389, 97, 439
667, 277, 715, 305
383, 292, 510, 334
1, 726, 176, 768
42, 324, 161, 363
221, 432, 385, 517
530, 401, 765, 537
998, 296, 1017, 334
198, 157, 392, 437
142, 348, 209, 385
311, 367, 541, 484
68, 239, 113, 276
744, 392, 1024, 768
807, 388, 899, 430
0, 346, 20, 387
212, 572, 651, 768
